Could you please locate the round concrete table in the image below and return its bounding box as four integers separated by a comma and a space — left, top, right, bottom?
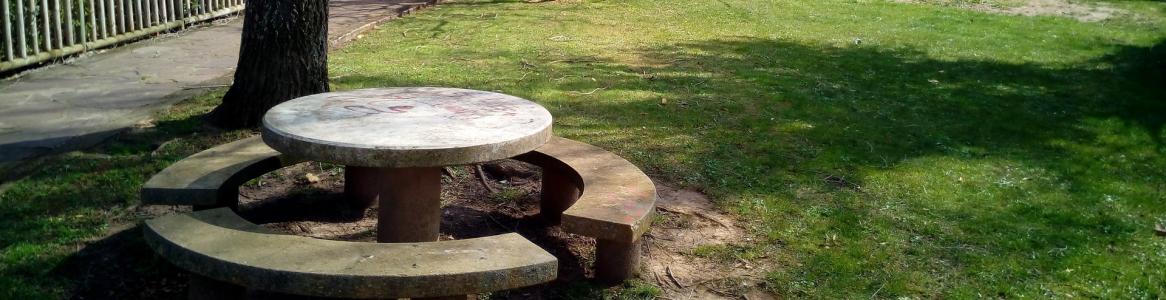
262, 87, 553, 243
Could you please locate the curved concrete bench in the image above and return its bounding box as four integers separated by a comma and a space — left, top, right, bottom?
144, 208, 558, 299
514, 137, 657, 283
141, 136, 299, 209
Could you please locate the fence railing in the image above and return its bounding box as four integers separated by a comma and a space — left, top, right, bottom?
1, 0, 243, 72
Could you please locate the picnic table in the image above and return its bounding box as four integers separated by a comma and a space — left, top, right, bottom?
261, 87, 553, 243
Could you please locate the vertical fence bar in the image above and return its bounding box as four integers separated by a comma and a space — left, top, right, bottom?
100, 0, 108, 37
151, 0, 158, 26
29, 0, 39, 53
141, 0, 148, 28
94, 0, 102, 38
88, 0, 96, 40
2, 0, 12, 61
161, 0, 169, 24
182, 0, 188, 27
52, 0, 62, 48
109, 0, 116, 34
143, 0, 149, 27
80, 0, 88, 44
132, 0, 139, 30
40, 0, 50, 52
144, 0, 149, 28
64, 0, 72, 45
15, 0, 24, 57
118, 0, 125, 34
116, 0, 122, 31
145, 0, 152, 27
148, 0, 155, 27
100, 0, 109, 36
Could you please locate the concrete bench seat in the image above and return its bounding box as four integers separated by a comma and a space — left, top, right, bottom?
514, 137, 657, 283
144, 208, 558, 299
141, 136, 299, 209
142, 135, 655, 285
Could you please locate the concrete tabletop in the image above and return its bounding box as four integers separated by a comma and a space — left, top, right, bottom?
262, 87, 553, 167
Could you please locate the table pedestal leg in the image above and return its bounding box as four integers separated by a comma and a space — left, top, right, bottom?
374, 166, 443, 243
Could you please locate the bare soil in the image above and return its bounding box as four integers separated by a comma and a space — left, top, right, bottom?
61, 160, 778, 299
897, 0, 1126, 22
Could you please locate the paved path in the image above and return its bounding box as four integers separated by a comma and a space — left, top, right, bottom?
0, 0, 437, 165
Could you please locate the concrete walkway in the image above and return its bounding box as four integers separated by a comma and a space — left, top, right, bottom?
0, 0, 436, 165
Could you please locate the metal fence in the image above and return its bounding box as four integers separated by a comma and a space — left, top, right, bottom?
1, 0, 243, 72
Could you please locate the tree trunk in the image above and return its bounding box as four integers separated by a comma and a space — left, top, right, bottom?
207, 0, 329, 129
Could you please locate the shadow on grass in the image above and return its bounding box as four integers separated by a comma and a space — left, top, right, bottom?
333, 36, 1166, 296
0, 90, 255, 298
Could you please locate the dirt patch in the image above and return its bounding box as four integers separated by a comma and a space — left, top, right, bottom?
897, 0, 1126, 22
646, 184, 777, 299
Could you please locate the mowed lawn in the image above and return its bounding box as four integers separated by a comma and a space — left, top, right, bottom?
329, 0, 1166, 298
0, 0, 1164, 298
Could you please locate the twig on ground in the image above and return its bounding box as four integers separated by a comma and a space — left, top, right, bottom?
485, 213, 512, 231
548, 58, 598, 64
653, 270, 667, 288
181, 84, 231, 90
656, 206, 732, 228
476, 165, 496, 193
871, 281, 886, 299
568, 87, 606, 95
666, 266, 686, 288
736, 256, 752, 269
706, 288, 734, 297
441, 167, 454, 178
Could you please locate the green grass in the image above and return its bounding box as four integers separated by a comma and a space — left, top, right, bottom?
0, 0, 1164, 298
329, 0, 1166, 298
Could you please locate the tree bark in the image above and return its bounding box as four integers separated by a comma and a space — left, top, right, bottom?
207, 0, 329, 129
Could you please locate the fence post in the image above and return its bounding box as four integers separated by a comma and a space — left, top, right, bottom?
52, 0, 61, 48
103, 0, 110, 38
81, 0, 89, 44
131, 0, 138, 30
3, 0, 12, 61
41, 0, 51, 50
29, 0, 39, 53
94, 0, 103, 38
64, 0, 72, 45
16, 0, 25, 58
108, 0, 114, 36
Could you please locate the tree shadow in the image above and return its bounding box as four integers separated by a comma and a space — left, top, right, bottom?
0, 91, 254, 298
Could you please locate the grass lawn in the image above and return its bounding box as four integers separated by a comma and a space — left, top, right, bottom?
1, 0, 1164, 298
329, 0, 1166, 297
